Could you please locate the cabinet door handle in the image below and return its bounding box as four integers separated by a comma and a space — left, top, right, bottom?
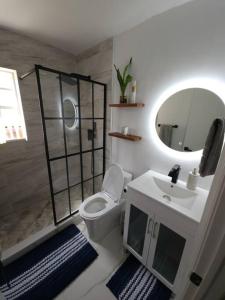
152, 222, 158, 238
147, 218, 153, 234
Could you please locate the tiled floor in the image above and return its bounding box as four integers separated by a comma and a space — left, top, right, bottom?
0, 201, 54, 251
55, 219, 126, 300
0, 184, 100, 251
0, 198, 81, 251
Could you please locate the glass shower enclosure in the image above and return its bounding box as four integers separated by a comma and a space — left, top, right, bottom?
35, 65, 106, 225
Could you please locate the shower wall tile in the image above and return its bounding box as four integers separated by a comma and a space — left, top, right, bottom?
0, 28, 77, 250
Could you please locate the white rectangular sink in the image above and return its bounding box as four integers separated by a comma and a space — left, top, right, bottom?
153, 177, 197, 210
128, 170, 208, 223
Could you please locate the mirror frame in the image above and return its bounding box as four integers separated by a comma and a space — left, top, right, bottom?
149, 78, 225, 162
63, 98, 79, 130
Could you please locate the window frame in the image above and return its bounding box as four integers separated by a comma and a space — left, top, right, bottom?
0, 67, 27, 143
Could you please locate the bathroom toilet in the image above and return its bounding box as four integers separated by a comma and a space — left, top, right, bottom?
79, 164, 132, 241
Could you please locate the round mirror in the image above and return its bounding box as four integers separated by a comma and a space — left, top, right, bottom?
63, 98, 78, 129
156, 88, 225, 152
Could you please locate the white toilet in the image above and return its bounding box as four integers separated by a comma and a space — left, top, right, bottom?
79, 164, 132, 241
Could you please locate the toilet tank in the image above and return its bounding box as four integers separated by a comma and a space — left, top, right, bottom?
122, 170, 133, 195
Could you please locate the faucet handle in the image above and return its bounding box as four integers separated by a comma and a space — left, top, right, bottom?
168, 164, 181, 178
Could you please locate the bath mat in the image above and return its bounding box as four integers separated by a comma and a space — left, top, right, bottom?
106, 255, 171, 300
0, 224, 98, 300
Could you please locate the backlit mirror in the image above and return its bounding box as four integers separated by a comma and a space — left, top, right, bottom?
63, 98, 78, 129
156, 88, 225, 152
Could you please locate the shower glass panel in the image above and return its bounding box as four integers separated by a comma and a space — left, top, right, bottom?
94, 83, 104, 118
94, 149, 104, 176
68, 155, 81, 186
50, 159, 68, 193
66, 126, 80, 155
81, 119, 93, 151
83, 179, 94, 199
39, 70, 62, 118
70, 184, 82, 213
45, 119, 65, 158
80, 80, 92, 118
94, 175, 103, 193
94, 120, 104, 149
82, 152, 93, 180
36, 65, 106, 225
54, 191, 70, 221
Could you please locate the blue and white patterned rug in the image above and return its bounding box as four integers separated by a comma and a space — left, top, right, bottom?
106, 255, 171, 300
0, 224, 98, 300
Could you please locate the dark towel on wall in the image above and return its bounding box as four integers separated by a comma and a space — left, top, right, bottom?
199, 118, 225, 177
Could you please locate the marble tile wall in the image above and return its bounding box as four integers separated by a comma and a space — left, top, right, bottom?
0, 28, 77, 250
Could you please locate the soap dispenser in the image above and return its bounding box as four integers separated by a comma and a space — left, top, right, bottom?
186, 168, 199, 190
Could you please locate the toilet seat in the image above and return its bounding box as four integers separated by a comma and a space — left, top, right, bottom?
79, 164, 124, 219
79, 192, 115, 220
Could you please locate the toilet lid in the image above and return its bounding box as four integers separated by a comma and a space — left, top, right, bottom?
102, 164, 124, 202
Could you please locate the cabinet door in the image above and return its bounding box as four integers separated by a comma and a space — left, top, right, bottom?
124, 203, 153, 265
147, 219, 188, 290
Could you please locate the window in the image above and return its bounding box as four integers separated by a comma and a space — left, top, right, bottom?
0, 67, 27, 143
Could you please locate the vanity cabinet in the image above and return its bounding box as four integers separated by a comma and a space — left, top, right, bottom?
123, 188, 194, 294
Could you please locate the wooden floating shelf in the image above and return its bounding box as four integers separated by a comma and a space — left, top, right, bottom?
108, 132, 142, 141
109, 103, 144, 108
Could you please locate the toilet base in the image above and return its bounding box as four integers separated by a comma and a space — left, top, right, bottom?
82, 202, 124, 242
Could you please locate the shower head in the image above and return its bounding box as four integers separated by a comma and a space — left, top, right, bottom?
57, 75, 77, 86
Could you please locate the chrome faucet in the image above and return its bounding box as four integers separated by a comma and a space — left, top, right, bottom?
168, 164, 181, 184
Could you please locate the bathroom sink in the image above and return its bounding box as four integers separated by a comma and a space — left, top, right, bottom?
153, 177, 197, 210
128, 170, 208, 223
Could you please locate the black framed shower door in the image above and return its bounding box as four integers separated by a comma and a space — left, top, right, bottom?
35, 65, 107, 225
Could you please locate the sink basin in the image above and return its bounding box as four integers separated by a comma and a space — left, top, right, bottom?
153, 177, 197, 210
128, 170, 208, 223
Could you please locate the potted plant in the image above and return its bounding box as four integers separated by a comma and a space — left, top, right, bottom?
114, 58, 133, 103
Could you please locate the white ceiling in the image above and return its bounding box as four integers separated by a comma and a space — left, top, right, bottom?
0, 0, 193, 55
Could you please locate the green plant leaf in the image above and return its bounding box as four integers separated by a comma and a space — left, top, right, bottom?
123, 74, 133, 93
122, 57, 132, 81
114, 64, 123, 86
117, 70, 124, 88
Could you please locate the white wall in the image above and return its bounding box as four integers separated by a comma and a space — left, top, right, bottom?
112, 0, 225, 189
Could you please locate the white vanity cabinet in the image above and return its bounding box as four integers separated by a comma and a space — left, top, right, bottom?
123, 188, 196, 294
